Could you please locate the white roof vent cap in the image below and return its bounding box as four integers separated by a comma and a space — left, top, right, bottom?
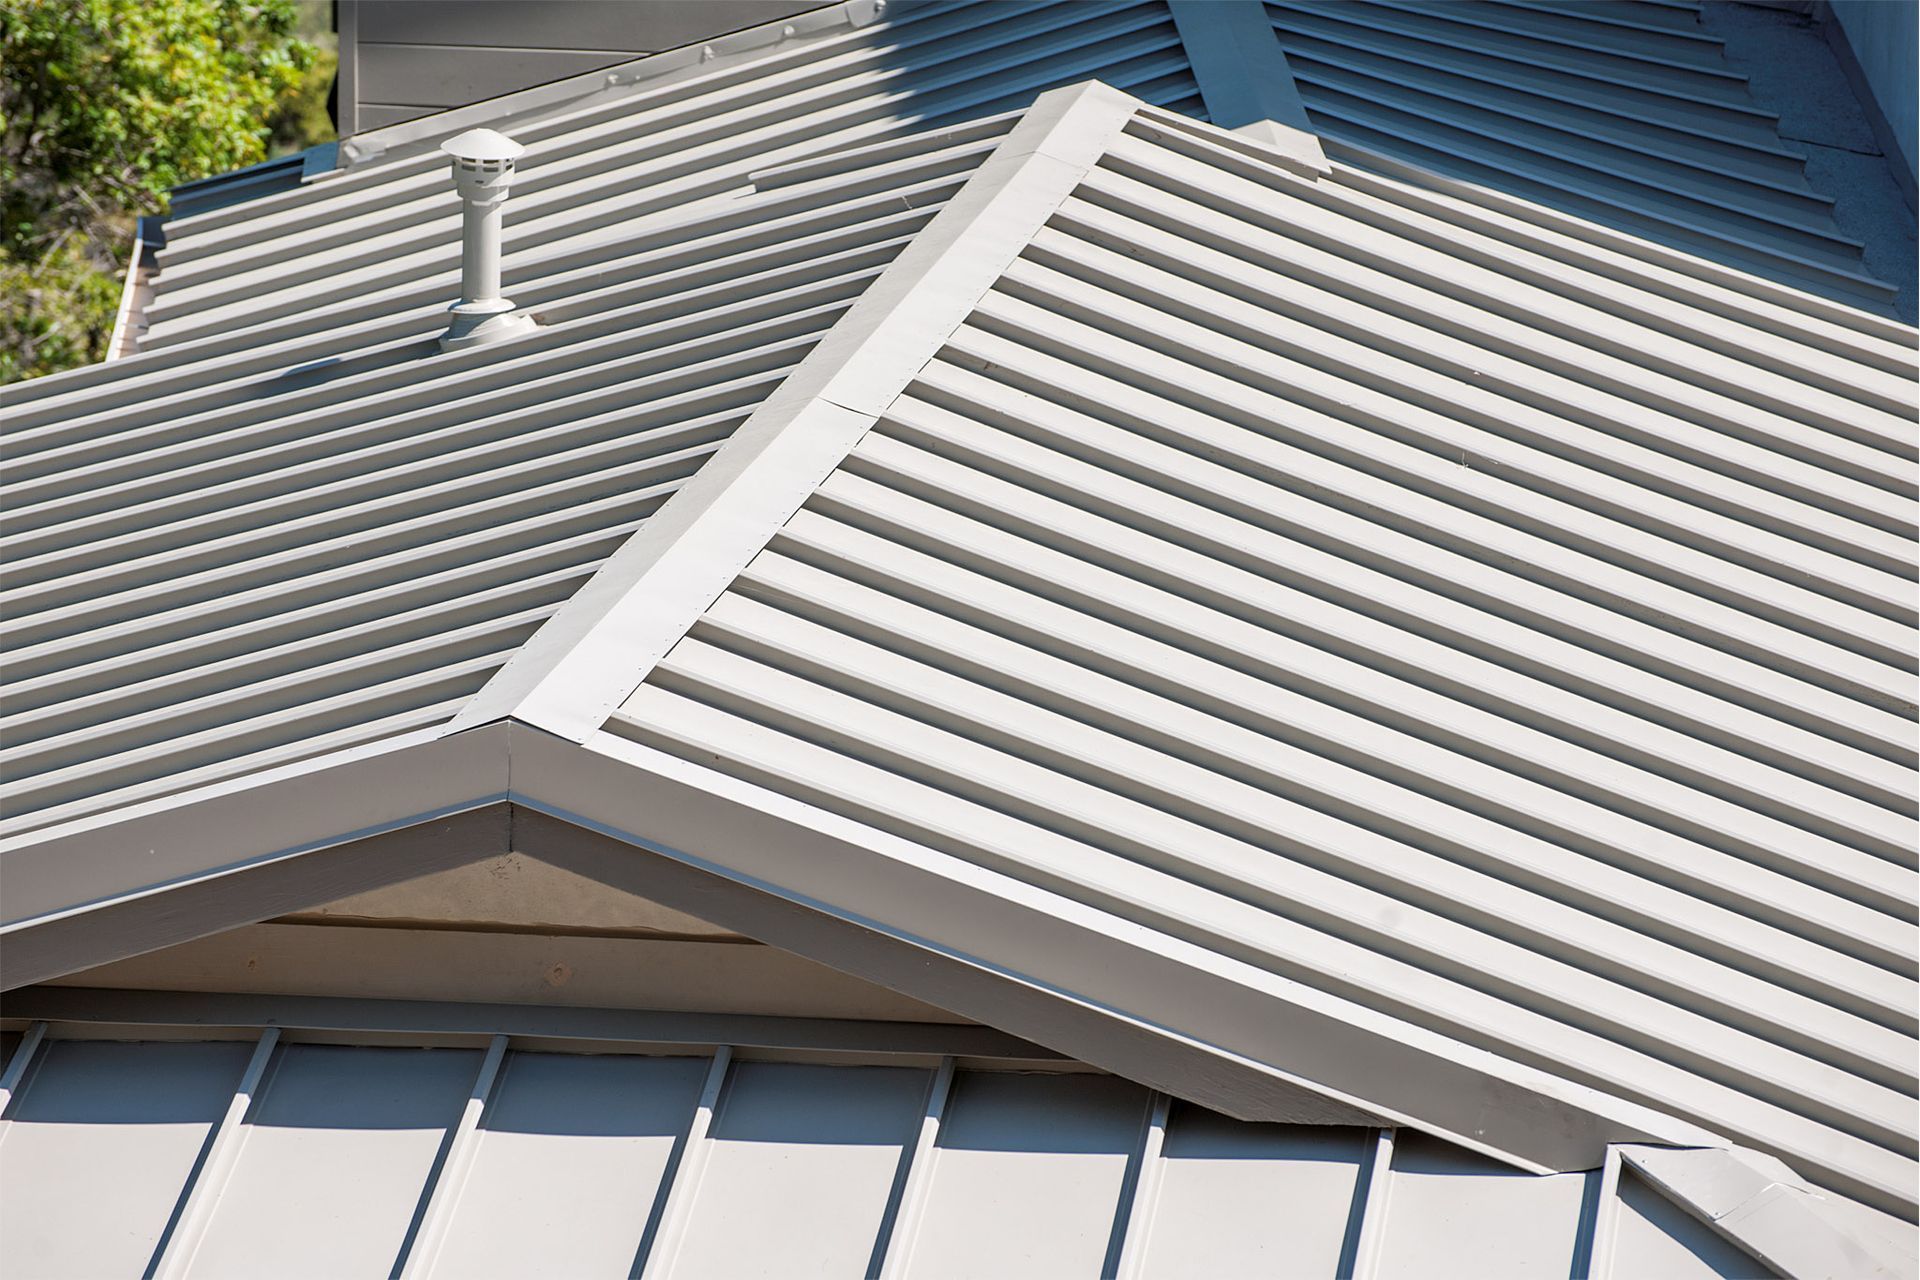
439, 128, 537, 352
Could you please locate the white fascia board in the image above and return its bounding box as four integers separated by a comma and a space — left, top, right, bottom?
448, 80, 1147, 743
1167, 0, 1328, 176
511, 722, 1721, 1176
1619, 1145, 1918, 1279
0, 724, 510, 988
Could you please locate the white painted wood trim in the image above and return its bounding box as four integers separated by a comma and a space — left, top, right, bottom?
637, 1045, 733, 1280
1112, 1091, 1173, 1280
150, 1027, 281, 1279
1348, 1127, 1397, 1280
447, 79, 1147, 743
876, 1055, 956, 1280
398, 1034, 510, 1279
1167, 0, 1327, 175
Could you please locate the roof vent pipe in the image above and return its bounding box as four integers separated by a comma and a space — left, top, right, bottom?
439, 128, 538, 352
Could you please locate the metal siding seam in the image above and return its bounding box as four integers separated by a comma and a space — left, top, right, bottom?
149, 1028, 281, 1279
1347, 1127, 1397, 1280
0, 1022, 47, 1127
447, 80, 1148, 742
638, 1046, 733, 1280
874, 1055, 956, 1279
1583, 1145, 1626, 1280
1167, 0, 1328, 174
397, 1034, 510, 1279
1112, 1091, 1172, 1280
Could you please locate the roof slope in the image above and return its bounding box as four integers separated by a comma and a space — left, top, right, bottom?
1266, 0, 1895, 307
0, 117, 1009, 838
479, 89, 1914, 1215
125, 0, 1900, 355
2, 8, 1915, 1253
133, 0, 1206, 352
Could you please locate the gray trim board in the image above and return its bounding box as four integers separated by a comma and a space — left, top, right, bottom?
3, 987, 1064, 1064
0, 805, 509, 992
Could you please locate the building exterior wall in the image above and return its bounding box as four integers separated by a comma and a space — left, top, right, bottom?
1825, 0, 1919, 196
334, 0, 823, 133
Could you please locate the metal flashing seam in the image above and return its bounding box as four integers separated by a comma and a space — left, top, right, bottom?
1167, 0, 1329, 175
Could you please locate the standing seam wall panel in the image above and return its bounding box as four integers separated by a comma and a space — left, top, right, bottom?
0, 1034, 1793, 1277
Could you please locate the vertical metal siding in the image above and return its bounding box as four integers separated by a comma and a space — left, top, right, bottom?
0, 1032, 1797, 1277
1124, 1107, 1369, 1277
669, 1062, 928, 1275
0, 1041, 253, 1278
893, 1071, 1148, 1278
1372, 1132, 1596, 1279
184, 1045, 481, 1277
425, 1053, 709, 1279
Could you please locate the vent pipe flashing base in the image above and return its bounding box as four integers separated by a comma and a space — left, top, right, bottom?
440, 129, 539, 353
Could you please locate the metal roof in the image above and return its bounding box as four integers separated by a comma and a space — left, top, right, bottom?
0, 117, 1006, 838
551, 89, 1916, 1218
1266, 0, 1895, 307
0, 1009, 1815, 1279
120, 0, 1902, 357
129, 0, 1209, 353
1, 0, 1915, 1261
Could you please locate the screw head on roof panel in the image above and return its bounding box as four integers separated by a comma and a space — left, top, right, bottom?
439, 129, 538, 352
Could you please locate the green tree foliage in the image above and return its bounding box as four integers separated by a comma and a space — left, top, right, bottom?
0, 0, 323, 381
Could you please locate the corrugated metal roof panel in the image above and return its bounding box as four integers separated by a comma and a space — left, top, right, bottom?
3, 1030, 1766, 1277
1266, 0, 1893, 308
0, 124, 998, 840
606, 108, 1918, 1215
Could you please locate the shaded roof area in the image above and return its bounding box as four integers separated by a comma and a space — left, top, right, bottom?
0, 117, 1008, 838
127, 0, 1912, 353
1266, 0, 1904, 313
133, 0, 1206, 352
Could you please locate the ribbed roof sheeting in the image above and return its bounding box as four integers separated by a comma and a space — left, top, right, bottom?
0, 120, 1005, 839
608, 114, 1920, 1214
133, 0, 1203, 352
1267, 0, 1896, 310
